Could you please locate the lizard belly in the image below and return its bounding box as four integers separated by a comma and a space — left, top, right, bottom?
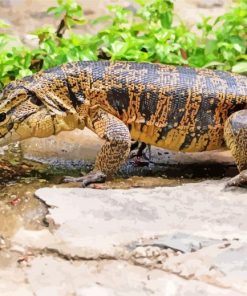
129, 123, 225, 152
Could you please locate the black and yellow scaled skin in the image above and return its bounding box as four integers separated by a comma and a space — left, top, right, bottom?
0, 61, 247, 186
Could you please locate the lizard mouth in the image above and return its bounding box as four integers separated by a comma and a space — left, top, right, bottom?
0, 127, 20, 147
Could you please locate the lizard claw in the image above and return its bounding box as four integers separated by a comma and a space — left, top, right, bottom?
62, 176, 84, 183
62, 171, 107, 187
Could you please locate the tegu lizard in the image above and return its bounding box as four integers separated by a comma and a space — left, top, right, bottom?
0, 61, 247, 187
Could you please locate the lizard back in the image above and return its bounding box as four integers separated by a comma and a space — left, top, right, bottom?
61, 61, 247, 152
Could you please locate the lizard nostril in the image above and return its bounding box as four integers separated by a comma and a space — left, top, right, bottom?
0, 113, 6, 122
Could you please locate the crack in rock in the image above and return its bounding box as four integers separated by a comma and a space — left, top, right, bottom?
32, 247, 128, 262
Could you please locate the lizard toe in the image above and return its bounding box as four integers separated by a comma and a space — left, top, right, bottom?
226, 169, 247, 188
62, 176, 86, 183
61, 172, 106, 187
80, 171, 107, 187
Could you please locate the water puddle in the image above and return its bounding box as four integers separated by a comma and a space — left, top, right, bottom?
0, 179, 48, 237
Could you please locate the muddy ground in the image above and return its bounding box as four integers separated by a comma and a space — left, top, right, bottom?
1, 1, 247, 296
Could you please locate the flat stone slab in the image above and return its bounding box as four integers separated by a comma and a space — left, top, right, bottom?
10, 180, 247, 294
33, 180, 247, 257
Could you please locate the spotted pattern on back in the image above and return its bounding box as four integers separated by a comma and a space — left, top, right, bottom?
59, 61, 247, 152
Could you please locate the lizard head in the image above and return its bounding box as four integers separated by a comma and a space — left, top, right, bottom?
0, 81, 56, 147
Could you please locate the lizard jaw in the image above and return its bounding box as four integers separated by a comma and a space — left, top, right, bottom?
0, 109, 56, 147
0, 129, 21, 147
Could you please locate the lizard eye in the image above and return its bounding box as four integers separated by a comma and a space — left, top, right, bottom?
0, 113, 6, 122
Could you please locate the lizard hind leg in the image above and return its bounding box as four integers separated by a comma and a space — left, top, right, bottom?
224, 110, 247, 187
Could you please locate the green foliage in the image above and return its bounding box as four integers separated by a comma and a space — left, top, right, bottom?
195, 0, 247, 70
0, 0, 246, 91
0, 20, 33, 87
47, 0, 86, 31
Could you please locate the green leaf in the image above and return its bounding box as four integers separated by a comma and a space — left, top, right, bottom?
233, 43, 244, 53
237, 54, 247, 61
134, 0, 146, 6
232, 62, 247, 73
47, 6, 65, 17
18, 69, 33, 78
91, 15, 112, 25
160, 12, 172, 29
0, 19, 10, 28
111, 41, 126, 54
202, 61, 225, 68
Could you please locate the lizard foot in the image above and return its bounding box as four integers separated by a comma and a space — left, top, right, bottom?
62, 171, 106, 187
130, 141, 151, 167
226, 170, 247, 188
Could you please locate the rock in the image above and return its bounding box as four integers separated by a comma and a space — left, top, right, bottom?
21, 257, 244, 296
21, 129, 102, 164
162, 241, 247, 294
132, 246, 161, 258
32, 181, 247, 258
196, 0, 224, 9
139, 232, 222, 253
76, 286, 116, 296
215, 244, 247, 281
30, 181, 247, 293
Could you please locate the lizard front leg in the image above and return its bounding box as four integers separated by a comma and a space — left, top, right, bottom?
63, 107, 131, 187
